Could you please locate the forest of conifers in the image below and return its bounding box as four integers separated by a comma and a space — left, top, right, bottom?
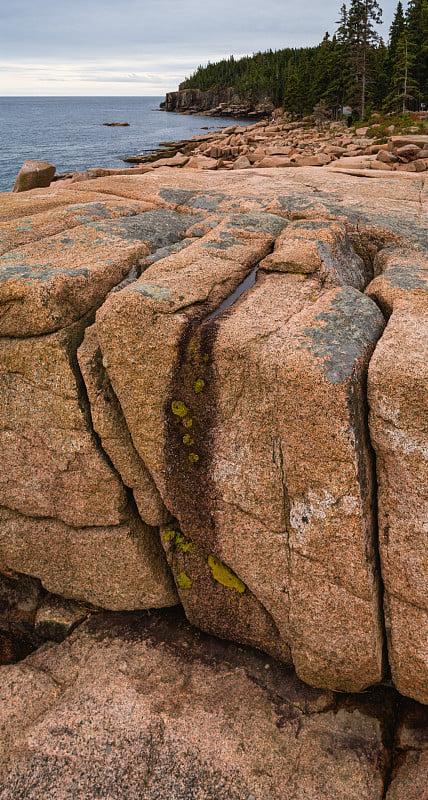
180, 0, 427, 118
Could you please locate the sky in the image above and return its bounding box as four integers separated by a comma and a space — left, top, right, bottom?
0, 0, 399, 96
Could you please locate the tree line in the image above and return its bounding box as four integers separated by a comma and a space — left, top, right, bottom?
180, 0, 427, 119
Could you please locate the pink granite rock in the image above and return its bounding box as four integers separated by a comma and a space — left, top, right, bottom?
368, 297, 428, 705
0, 506, 177, 610
13, 160, 56, 193
0, 610, 395, 800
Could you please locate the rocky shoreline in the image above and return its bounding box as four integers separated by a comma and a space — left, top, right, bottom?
33, 112, 426, 190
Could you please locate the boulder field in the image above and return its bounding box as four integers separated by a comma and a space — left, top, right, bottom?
0, 163, 426, 796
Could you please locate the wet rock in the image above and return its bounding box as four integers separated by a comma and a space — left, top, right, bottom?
34, 594, 94, 642
0, 571, 43, 664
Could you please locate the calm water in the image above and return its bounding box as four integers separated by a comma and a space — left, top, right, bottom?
0, 96, 252, 192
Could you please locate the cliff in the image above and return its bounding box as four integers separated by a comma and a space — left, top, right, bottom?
160, 87, 274, 117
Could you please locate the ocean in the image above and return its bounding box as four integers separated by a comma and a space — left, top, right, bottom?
0, 96, 252, 193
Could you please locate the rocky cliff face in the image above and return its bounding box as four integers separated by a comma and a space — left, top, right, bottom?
0, 166, 426, 712
160, 87, 274, 116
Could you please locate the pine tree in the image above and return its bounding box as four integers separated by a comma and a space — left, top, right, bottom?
389, 1, 406, 63
404, 0, 428, 108
385, 30, 418, 110
346, 0, 383, 118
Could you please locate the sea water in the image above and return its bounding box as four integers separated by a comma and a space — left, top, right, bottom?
0, 96, 252, 192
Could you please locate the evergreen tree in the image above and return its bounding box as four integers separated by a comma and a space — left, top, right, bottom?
178, 0, 427, 118
385, 30, 418, 109
389, 1, 406, 63
404, 0, 428, 108
346, 0, 383, 118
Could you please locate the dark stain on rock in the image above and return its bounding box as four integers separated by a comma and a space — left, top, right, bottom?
158, 188, 197, 206
187, 193, 226, 211
87, 210, 203, 249
225, 212, 288, 236
299, 287, 385, 384
384, 264, 427, 290
164, 317, 218, 550
0, 263, 90, 284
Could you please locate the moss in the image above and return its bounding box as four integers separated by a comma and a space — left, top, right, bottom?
207, 555, 246, 594
182, 434, 195, 446
183, 417, 193, 429
188, 452, 200, 464
177, 572, 192, 590
171, 400, 189, 417
193, 378, 205, 394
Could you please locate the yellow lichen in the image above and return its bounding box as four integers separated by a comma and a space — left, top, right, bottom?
171, 400, 188, 418
177, 572, 192, 590
182, 434, 195, 446
202, 353, 209, 363
174, 531, 196, 553
207, 555, 246, 594
162, 528, 178, 542
183, 417, 193, 429
188, 452, 200, 464
193, 379, 205, 394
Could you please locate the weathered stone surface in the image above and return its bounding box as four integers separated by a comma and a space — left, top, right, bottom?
161, 525, 291, 663
206, 279, 385, 692
0, 197, 156, 256
260, 219, 368, 289
0, 507, 178, 611
368, 297, 428, 705
95, 217, 279, 501
77, 324, 169, 527
0, 609, 395, 800
13, 160, 56, 193
0, 318, 127, 526
0, 207, 200, 336
0, 165, 426, 703
0, 225, 147, 336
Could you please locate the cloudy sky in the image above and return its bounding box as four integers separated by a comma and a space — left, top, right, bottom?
0, 0, 398, 96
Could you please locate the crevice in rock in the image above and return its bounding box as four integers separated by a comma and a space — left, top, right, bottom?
346, 325, 391, 684
380, 695, 402, 800
203, 266, 259, 322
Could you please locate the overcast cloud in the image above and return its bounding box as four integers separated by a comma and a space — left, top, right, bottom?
0, 0, 398, 95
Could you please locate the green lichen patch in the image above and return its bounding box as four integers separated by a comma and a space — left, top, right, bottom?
163, 528, 196, 553
207, 556, 246, 594
162, 528, 178, 543
188, 452, 200, 464
182, 434, 195, 446
171, 400, 189, 418
176, 572, 192, 590
193, 379, 205, 394
182, 417, 193, 429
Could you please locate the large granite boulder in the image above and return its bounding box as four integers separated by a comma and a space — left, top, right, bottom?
0, 166, 426, 705
367, 248, 428, 705
0, 609, 400, 800
13, 160, 56, 193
